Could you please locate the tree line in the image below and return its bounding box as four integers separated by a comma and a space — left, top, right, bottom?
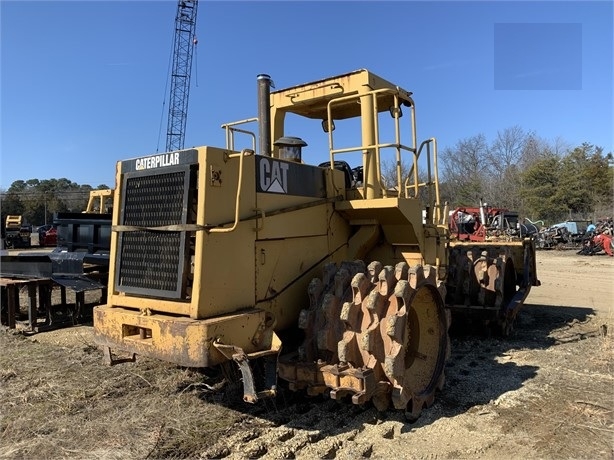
0, 178, 110, 227
438, 126, 613, 225
2, 127, 612, 229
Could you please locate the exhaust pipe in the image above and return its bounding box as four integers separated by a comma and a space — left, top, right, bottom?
479, 198, 487, 226
257, 74, 273, 156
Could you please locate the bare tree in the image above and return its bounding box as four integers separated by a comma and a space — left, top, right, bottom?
439, 134, 490, 206
488, 125, 527, 172
552, 136, 572, 157
520, 132, 569, 168
437, 127, 607, 223
485, 126, 528, 209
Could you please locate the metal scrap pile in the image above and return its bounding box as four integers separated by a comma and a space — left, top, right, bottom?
577, 218, 613, 256
536, 220, 594, 250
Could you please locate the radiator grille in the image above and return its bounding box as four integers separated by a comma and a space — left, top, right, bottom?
117, 170, 188, 297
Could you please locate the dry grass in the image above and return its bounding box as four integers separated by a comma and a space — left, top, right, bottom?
2, 248, 613, 459
588, 310, 614, 373
0, 329, 243, 459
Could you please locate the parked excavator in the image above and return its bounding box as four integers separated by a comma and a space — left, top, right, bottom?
93, 70, 539, 420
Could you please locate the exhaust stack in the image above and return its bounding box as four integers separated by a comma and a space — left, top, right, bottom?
257, 74, 273, 156
479, 198, 487, 227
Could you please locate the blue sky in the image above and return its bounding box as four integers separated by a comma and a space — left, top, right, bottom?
1, 0, 612, 189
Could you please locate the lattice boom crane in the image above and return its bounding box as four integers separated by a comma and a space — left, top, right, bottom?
166, 0, 198, 152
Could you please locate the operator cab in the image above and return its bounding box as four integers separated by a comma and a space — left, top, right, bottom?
220, 69, 444, 224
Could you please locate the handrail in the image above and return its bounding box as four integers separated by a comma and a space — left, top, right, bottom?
326, 87, 415, 198
322, 85, 444, 223
330, 142, 415, 156
209, 149, 254, 234
405, 138, 435, 198
221, 118, 258, 151
431, 137, 442, 224
403, 138, 444, 225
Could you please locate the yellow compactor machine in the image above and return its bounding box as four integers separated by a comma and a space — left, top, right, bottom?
94, 69, 537, 419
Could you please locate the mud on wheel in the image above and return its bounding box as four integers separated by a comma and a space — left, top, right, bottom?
279, 260, 451, 421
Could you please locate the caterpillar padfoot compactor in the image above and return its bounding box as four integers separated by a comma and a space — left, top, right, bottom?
93, 69, 536, 419
447, 202, 540, 335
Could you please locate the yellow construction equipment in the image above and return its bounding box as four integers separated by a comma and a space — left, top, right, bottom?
4, 215, 31, 249
83, 189, 114, 214
93, 69, 537, 419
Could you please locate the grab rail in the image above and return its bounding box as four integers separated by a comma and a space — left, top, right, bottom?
209, 149, 254, 234
221, 118, 257, 152
326, 88, 421, 198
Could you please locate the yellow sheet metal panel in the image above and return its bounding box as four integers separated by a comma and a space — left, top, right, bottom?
336, 198, 424, 243
381, 224, 420, 246
256, 260, 322, 331
108, 294, 191, 316
255, 202, 329, 240
199, 146, 256, 227
326, 210, 353, 259
269, 69, 411, 121
188, 146, 258, 319
255, 235, 329, 302
398, 248, 426, 267
336, 197, 421, 222
194, 223, 256, 318
93, 305, 276, 368
94, 305, 210, 367
105, 160, 123, 305
255, 234, 347, 331
270, 70, 366, 119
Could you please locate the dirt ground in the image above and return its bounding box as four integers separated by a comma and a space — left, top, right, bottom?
1, 249, 613, 459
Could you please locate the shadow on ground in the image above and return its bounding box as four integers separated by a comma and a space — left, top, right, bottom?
179, 302, 597, 436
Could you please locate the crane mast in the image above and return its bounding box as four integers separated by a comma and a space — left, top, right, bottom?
166, 0, 198, 152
